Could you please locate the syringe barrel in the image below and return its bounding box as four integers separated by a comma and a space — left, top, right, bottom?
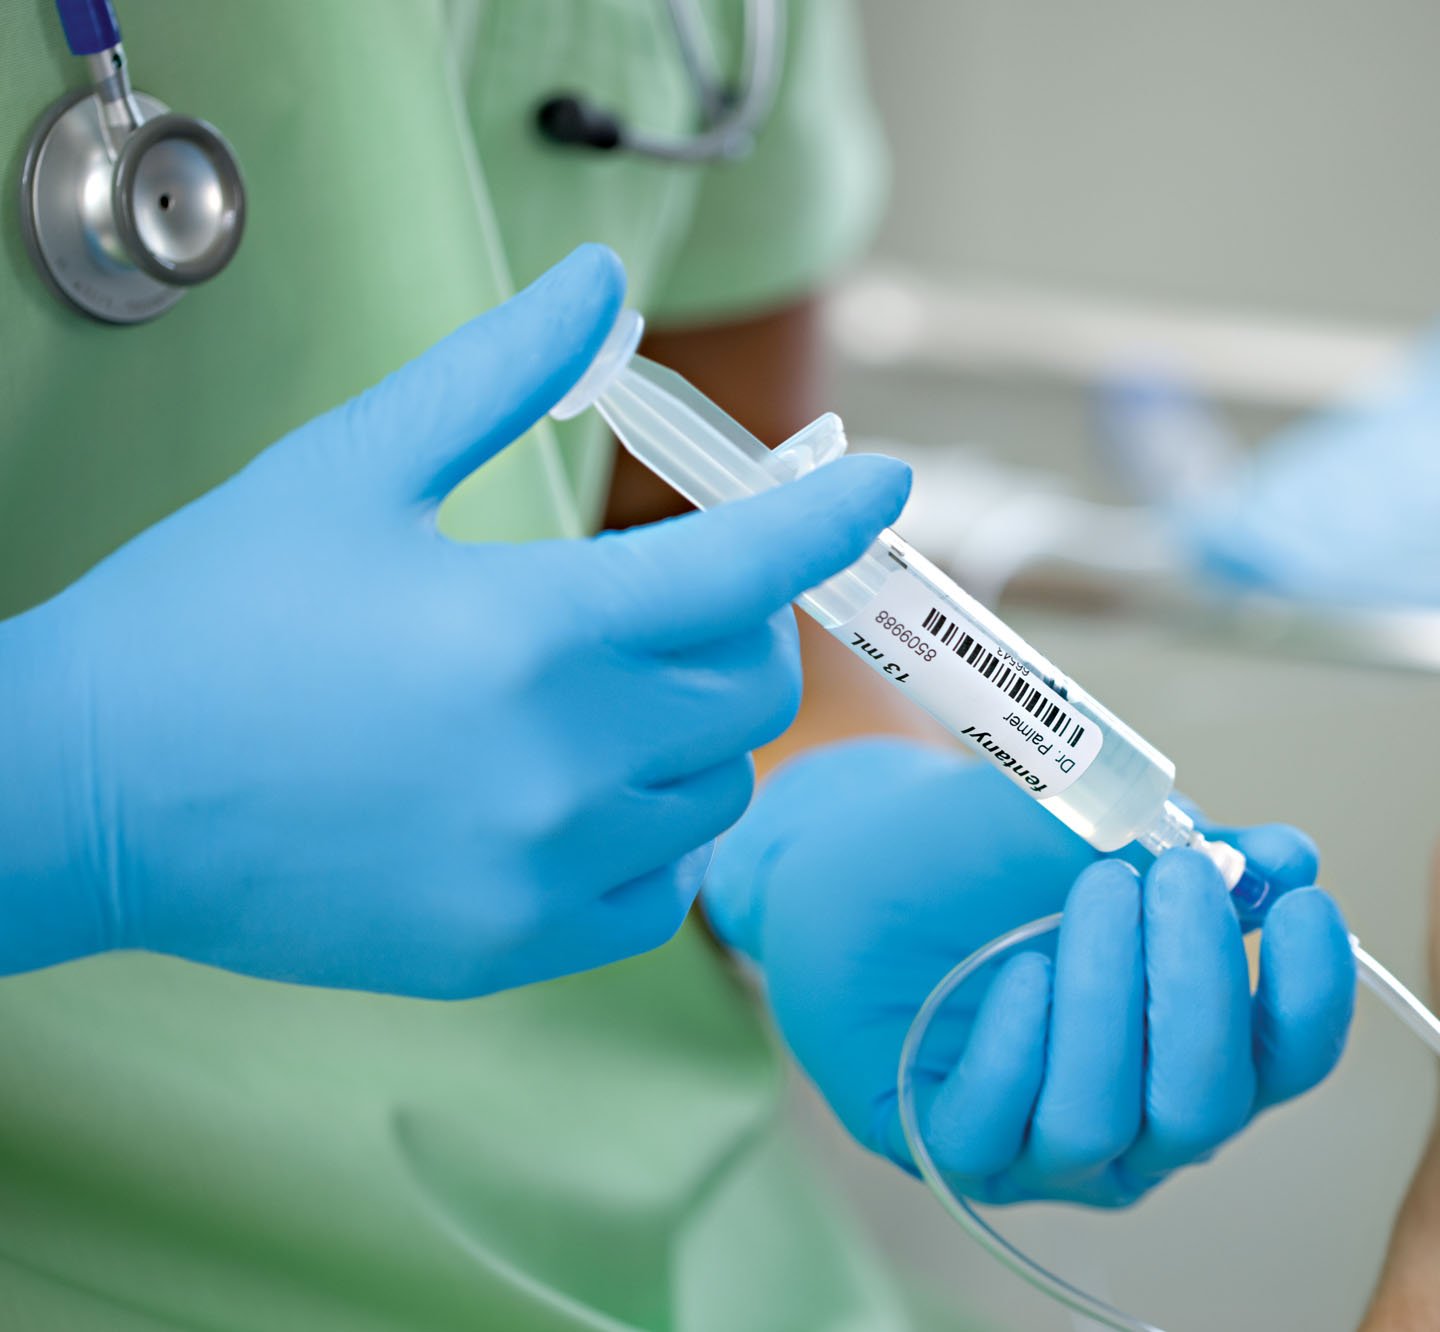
591, 353, 1178, 854
804, 532, 1177, 853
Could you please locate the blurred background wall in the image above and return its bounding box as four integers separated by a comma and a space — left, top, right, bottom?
861, 0, 1438, 324
791, 4, 1440, 1329
825, 0, 1440, 468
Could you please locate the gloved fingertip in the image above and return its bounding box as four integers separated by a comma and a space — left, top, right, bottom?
1070, 857, 1142, 902
1254, 887, 1356, 1107
1146, 846, 1228, 900
991, 947, 1054, 1010
533, 242, 627, 305
1230, 823, 1320, 891
1060, 860, 1142, 957
1142, 848, 1244, 958
347, 244, 631, 507
1263, 887, 1354, 978
813, 454, 912, 530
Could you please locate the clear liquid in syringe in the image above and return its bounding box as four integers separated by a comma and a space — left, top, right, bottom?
802, 532, 1178, 854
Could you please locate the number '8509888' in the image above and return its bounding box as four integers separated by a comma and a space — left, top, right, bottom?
875, 611, 937, 661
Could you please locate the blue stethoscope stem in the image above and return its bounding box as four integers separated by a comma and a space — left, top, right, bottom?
55, 0, 121, 56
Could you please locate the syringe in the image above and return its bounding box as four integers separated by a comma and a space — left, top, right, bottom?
556, 311, 1267, 904
555, 308, 1440, 1047
554, 308, 1440, 1332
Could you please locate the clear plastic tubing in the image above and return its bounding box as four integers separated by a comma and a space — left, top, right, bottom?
554, 309, 1440, 1330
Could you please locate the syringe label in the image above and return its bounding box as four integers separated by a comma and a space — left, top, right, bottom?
836, 569, 1103, 798
919, 606, 1089, 749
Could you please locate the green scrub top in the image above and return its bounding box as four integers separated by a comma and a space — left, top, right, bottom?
0, 3, 918, 1330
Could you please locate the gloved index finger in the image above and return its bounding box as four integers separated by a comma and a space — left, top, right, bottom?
595, 454, 911, 652
1252, 887, 1355, 1111
1182, 805, 1319, 891
326, 245, 625, 511
1174, 805, 1319, 926
1223, 823, 1319, 894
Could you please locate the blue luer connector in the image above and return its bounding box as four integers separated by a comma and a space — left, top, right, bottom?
1230, 863, 1272, 914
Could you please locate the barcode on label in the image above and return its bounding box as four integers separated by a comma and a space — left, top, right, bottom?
921, 607, 1087, 748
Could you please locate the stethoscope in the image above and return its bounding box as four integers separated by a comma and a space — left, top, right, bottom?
21, 0, 246, 325
537, 0, 785, 161
21, 0, 784, 326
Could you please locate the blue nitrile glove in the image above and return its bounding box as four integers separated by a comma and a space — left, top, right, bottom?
0, 245, 910, 999
1099, 332, 1440, 608
706, 739, 1355, 1206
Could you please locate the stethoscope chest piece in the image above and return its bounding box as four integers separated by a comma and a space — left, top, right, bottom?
21, 85, 245, 325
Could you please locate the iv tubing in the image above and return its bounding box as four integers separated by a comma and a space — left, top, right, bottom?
897, 923, 1440, 1332
1353, 937, 1440, 1054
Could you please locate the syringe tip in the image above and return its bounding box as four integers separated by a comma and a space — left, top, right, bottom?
1187, 829, 1272, 915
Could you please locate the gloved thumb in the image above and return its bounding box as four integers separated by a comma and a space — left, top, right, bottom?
295, 244, 625, 510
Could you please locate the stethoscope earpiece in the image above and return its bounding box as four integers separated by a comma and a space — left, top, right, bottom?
21, 1, 246, 325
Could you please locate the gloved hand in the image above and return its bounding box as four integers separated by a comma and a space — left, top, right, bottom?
0, 245, 910, 999
706, 740, 1355, 1206
1098, 333, 1440, 609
